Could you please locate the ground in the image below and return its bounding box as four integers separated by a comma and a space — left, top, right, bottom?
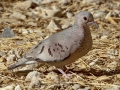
0, 0, 120, 90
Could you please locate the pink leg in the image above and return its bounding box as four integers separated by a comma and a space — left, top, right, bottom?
57, 68, 73, 78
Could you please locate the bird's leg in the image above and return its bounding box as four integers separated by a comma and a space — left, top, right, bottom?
57, 68, 73, 78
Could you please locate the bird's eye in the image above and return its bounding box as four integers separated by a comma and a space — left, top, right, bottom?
83, 17, 87, 20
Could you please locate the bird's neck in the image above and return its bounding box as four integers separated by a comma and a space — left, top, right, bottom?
71, 23, 91, 41
72, 23, 84, 34
69, 24, 84, 41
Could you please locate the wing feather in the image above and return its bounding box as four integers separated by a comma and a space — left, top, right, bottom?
25, 41, 71, 62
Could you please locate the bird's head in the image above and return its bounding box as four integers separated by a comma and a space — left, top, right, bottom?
75, 11, 98, 28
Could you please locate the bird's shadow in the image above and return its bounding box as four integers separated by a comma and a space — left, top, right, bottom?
9, 67, 120, 77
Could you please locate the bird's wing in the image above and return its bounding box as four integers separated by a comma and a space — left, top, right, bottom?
24, 40, 72, 62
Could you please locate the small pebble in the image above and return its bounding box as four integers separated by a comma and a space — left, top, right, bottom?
107, 49, 118, 55
0, 51, 6, 57
10, 12, 26, 20
15, 85, 22, 90
0, 85, 14, 90
28, 22, 37, 26
105, 86, 120, 90
8, 50, 14, 55
29, 29, 34, 33
14, 0, 32, 10
0, 63, 7, 69
61, 19, 71, 29
0, 6, 3, 11
6, 54, 16, 64
21, 29, 29, 34
32, 0, 41, 5
7, 54, 16, 61
107, 61, 118, 70
101, 35, 108, 39
100, 35, 109, 42
96, 75, 110, 81
2, 27, 15, 38
47, 20, 60, 32
28, 76, 41, 89
26, 11, 33, 17
25, 71, 41, 81
41, 0, 56, 4
102, 30, 111, 36
73, 84, 80, 89
82, 0, 105, 5
25, 71, 41, 89
66, 12, 73, 18
46, 72, 59, 83
15, 40, 27, 45
59, 0, 71, 5
93, 10, 106, 19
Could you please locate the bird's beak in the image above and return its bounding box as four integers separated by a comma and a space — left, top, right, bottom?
87, 21, 99, 28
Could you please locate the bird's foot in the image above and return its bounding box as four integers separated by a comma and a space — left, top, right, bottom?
57, 68, 73, 78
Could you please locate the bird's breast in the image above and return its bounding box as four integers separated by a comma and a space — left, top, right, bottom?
47, 29, 93, 67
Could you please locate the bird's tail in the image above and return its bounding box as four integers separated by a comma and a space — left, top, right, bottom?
7, 57, 29, 70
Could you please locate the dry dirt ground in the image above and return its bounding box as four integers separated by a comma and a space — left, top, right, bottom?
0, 0, 120, 90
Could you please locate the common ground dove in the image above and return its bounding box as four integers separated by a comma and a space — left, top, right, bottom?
8, 11, 98, 77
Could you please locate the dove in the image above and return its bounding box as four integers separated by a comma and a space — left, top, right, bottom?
8, 11, 98, 77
